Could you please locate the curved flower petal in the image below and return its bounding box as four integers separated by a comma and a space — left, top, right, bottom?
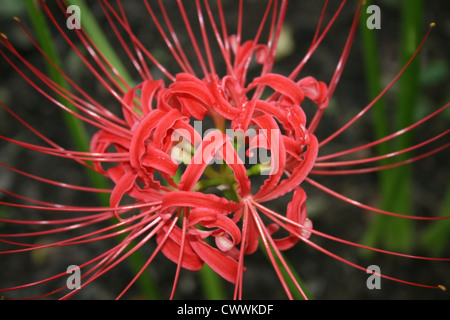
141, 144, 178, 177
122, 85, 143, 127
129, 109, 180, 180
254, 100, 290, 129
297, 76, 329, 109
152, 108, 187, 149
163, 73, 214, 120
90, 130, 131, 174
268, 187, 309, 250
178, 130, 251, 196
188, 208, 242, 252
109, 170, 137, 221
156, 226, 204, 271
250, 115, 286, 199
256, 134, 318, 202
161, 191, 241, 215
248, 73, 305, 106
189, 237, 239, 283
140, 79, 165, 115
217, 140, 252, 197
178, 130, 227, 191
231, 99, 256, 131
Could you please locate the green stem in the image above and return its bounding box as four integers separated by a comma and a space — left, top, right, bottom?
388, 0, 423, 252
360, 0, 423, 254
384, 0, 423, 253
359, 0, 390, 256
199, 265, 227, 300
259, 240, 311, 300
421, 183, 450, 256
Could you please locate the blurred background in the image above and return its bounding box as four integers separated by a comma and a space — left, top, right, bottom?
0, 0, 449, 299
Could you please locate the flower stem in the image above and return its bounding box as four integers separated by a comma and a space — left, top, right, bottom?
421, 184, 450, 256
360, 0, 423, 254
258, 240, 311, 300
199, 264, 227, 300
386, 0, 423, 252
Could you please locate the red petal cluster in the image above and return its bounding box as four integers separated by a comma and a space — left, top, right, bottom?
90, 40, 328, 282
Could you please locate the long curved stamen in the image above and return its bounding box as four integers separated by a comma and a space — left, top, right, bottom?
99, 0, 176, 81
0, 41, 132, 137
253, 201, 448, 290
141, 0, 194, 75
305, 177, 450, 220
0, 212, 162, 298
175, 0, 210, 79
247, 200, 308, 300
301, 236, 444, 291
0, 161, 111, 193
116, 214, 180, 300
234, 205, 248, 300
169, 211, 187, 300
314, 130, 449, 168
60, 213, 167, 300
308, 0, 361, 134
247, 201, 293, 299
13, 16, 128, 125
311, 143, 449, 175
319, 23, 437, 147
253, 201, 450, 262
288, 0, 347, 81
201, 0, 234, 77
0, 210, 151, 254
99, 0, 151, 80
0, 135, 128, 163
0, 206, 161, 253
113, 0, 152, 81
38, 1, 131, 101
317, 103, 449, 161
54, 0, 132, 92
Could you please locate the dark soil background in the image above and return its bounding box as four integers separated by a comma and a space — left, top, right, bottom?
0, 0, 449, 300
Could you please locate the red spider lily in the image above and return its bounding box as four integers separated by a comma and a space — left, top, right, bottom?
0, 0, 448, 300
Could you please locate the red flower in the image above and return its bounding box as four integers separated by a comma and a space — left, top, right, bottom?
0, 0, 448, 299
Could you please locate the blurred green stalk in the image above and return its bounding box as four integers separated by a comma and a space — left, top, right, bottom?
360, 0, 423, 254
421, 185, 450, 256
260, 240, 312, 300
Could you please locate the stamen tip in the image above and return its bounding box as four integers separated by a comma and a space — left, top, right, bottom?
13, 16, 21, 23
0, 33, 7, 40
429, 22, 436, 28
438, 284, 446, 291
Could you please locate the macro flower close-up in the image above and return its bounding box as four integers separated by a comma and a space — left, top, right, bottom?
0, 0, 449, 300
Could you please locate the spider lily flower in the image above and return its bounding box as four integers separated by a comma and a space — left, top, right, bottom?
0, 0, 448, 299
